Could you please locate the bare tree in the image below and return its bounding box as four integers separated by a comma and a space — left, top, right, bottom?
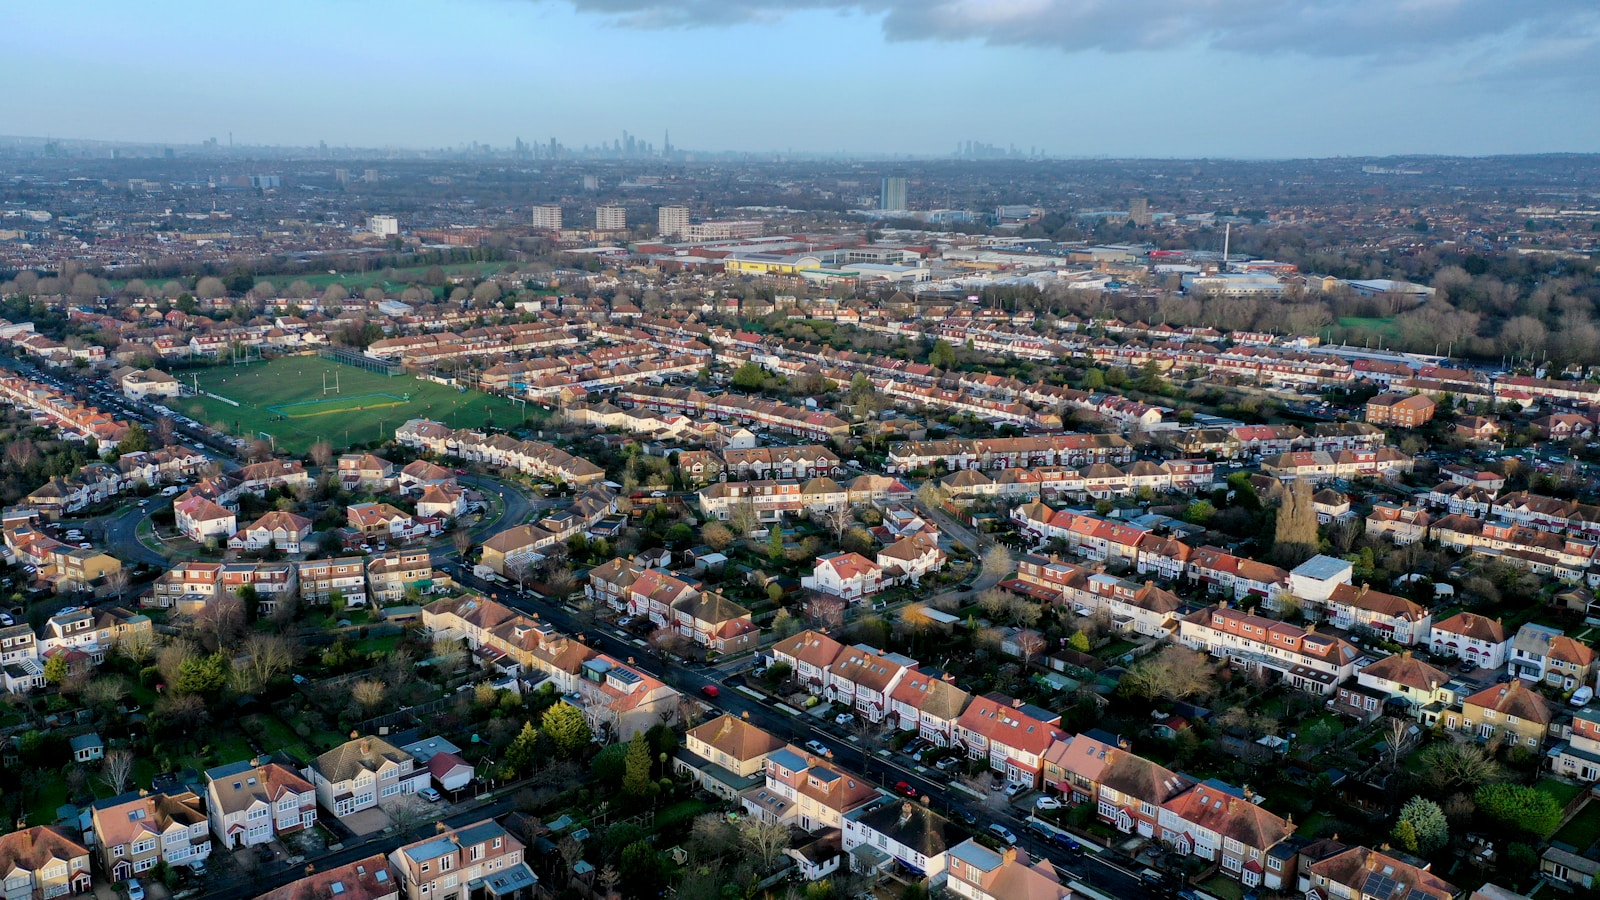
804, 594, 846, 630
381, 792, 430, 837
101, 749, 136, 794
104, 569, 130, 604
187, 596, 246, 652
309, 441, 334, 469
597, 866, 620, 897
1119, 646, 1219, 701
235, 633, 296, 693
351, 679, 387, 714
1382, 716, 1418, 771
116, 628, 159, 666
816, 504, 854, 543
452, 528, 474, 557
980, 545, 1012, 580
738, 818, 791, 872
153, 416, 176, 446
728, 497, 760, 540
1014, 629, 1046, 667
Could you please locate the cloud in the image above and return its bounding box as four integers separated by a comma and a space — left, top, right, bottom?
548, 0, 1600, 83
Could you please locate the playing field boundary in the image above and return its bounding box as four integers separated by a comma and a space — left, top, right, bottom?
267, 392, 412, 419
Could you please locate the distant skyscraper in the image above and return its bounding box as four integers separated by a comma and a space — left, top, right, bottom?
363, 168, 379, 184
334, 168, 349, 185
368, 215, 398, 238
595, 205, 626, 231
881, 177, 907, 212
1130, 197, 1152, 226
532, 205, 563, 230
658, 205, 690, 239
581, 174, 600, 191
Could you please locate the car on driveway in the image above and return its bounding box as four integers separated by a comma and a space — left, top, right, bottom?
126, 880, 145, 900
835, 712, 856, 727
419, 787, 443, 802
1035, 796, 1062, 810
1004, 782, 1027, 798
935, 756, 959, 772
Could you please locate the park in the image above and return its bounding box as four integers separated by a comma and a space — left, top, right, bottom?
178, 355, 539, 454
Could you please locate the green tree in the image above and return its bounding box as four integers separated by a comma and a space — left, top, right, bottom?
1391, 819, 1419, 854
175, 653, 230, 695
929, 339, 957, 370
1395, 796, 1449, 855
503, 721, 542, 776
731, 362, 769, 391
116, 423, 152, 455
768, 525, 784, 561
589, 743, 627, 788
619, 841, 666, 897
1475, 783, 1562, 839
622, 732, 653, 798
1082, 368, 1106, 390
1184, 500, 1216, 524
1068, 631, 1092, 653
1272, 477, 1319, 566
42, 654, 68, 685
540, 702, 592, 757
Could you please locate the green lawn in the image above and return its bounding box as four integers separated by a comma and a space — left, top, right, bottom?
111, 261, 516, 294
1338, 316, 1401, 339
179, 356, 542, 454
1555, 800, 1600, 851
1540, 778, 1587, 811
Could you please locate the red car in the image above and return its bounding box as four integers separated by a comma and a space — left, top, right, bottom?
700, 685, 720, 698
894, 781, 918, 798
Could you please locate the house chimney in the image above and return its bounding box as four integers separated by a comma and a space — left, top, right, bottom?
1002, 847, 1018, 866
360, 738, 372, 755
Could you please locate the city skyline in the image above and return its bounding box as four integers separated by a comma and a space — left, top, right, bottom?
3, 0, 1597, 157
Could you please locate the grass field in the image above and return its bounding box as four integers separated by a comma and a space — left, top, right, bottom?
180, 356, 542, 454
1337, 316, 1402, 339
110, 261, 514, 294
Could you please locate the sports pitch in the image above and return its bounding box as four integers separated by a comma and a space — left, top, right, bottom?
179, 357, 541, 455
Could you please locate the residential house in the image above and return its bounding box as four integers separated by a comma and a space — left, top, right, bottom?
1509, 622, 1597, 690
566, 655, 679, 740
39, 607, 151, 666
174, 495, 236, 544
803, 552, 885, 602
877, 534, 945, 586
298, 557, 368, 607
1429, 613, 1510, 669
670, 592, 759, 655
477, 523, 558, 577
1340, 652, 1455, 723
946, 841, 1070, 900
843, 800, 972, 885
415, 484, 465, 519
337, 454, 396, 491
0, 623, 43, 693
90, 790, 211, 881
741, 746, 877, 834
676, 715, 786, 799
1447, 680, 1550, 751
387, 820, 535, 900
584, 557, 642, 612
1548, 705, 1600, 783
952, 694, 1066, 787
228, 511, 313, 554
0, 825, 93, 900
1094, 747, 1195, 839
204, 759, 317, 849
396, 460, 456, 495
305, 735, 429, 820
771, 630, 845, 694
889, 671, 971, 746
252, 854, 398, 900
825, 644, 915, 722
1178, 604, 1360, 695
1299, 842, 1457, 900
1158, 780, 1293, 887
366, 550, 434, 605
1365, 393, 1436, 427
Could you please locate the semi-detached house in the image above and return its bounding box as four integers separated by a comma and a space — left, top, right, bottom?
952, 694, 1065, 788
304, 735, 428, 820
91, 790, 211, 881
204, 759, 317, 849
825, 644, 915, 722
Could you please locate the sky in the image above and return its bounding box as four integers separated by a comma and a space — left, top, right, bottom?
3, 0, 1597, 157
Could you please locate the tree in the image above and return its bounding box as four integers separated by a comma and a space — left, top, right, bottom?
589, 742, 628, 787
929, 339, 957, 370
114, 423, 152, 457
83, 676, 129, 715
1119, 646, 1218, 702
1272, 477, 1320, 566
503, 721, 542, 776
42, 654, 68, 685
622, 732, 653, 798
739, 818, 792, 871
1416, 741, 1500, 793
351, 679, 387, 714
233, 633, 295, 693
452, 527, 474, 557
701, 522, 733, 550
768, 525, 785, 561
1475, 783, 1562, 839
195, 276, 226, 299
101, 749, 136, 794
540, 702, 592, 757
771, 609, 802, 639
1184, 500, 1216, 524
309, 441, 334, 469
1013, 629, 1046, 667
689, 813, 737, 859
1394, 797, 1448, 855
1068, 630, 1092, 653
105, 569, 130, 604
175, 653, 230, 695
382, 792, 431, 837
981, 545, 1012, 580
805, 594, 846, 630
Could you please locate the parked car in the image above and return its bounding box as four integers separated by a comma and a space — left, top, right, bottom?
419, 787, 443, 802
935, 756, 959, 772
1035, 796, 1062, 810
894, 781, 918, 798
952, 807, 978, 826
835, 712, 856, 727
987, 824, 1017, 845
126, 879, 145, 900
1004, 782, 1028, 798
1573, 686, 1594, 707
805, 740, 832, 757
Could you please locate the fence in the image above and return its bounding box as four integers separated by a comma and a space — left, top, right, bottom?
321, 346, 402, 376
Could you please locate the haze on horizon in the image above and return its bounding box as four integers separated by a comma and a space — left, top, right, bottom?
4, 0, 1597, 158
